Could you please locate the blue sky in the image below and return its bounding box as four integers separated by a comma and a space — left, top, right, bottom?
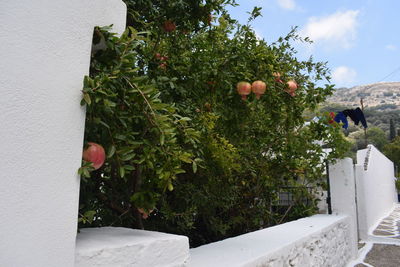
227, 0, 400, 88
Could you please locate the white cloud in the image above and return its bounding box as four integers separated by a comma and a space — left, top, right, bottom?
385, 44, 397, 51
332, 66, 357, 87
277, 0, 296, 10
254, 29, 263, 40
301, 10, 359, 49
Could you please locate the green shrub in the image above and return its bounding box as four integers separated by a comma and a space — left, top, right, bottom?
78, 1, 349, 246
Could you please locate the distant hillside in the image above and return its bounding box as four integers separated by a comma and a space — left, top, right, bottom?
328, 82, 400, 110
323, 82, 400, 138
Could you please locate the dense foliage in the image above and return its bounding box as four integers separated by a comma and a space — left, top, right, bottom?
384, 137, 400, 173
79, 1, 349, 247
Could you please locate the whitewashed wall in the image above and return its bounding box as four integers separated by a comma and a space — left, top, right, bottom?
191, 215, 354, 267
0, 1, 126, 266
355, 145, 397, 239
328, 158, 358, 258
75, 227, 190, 267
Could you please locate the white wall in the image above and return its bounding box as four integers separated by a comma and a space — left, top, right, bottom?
0, 1, 126, 266
354, 164, 368, 240
328, 158, 358, 258
355, 145, 397, 239
190, 215, 354, 267
75, 227, 189, 267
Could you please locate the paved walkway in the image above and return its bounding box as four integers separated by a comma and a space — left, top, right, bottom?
372, 205, 400, 239
349, 205, 400, 267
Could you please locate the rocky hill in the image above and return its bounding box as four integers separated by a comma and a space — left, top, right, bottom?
327, 82, 400, 109
323, 82, 400, 138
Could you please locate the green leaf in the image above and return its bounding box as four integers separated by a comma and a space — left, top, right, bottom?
160, 134, 165, 146
192, 161, 198, 173
83, 76, 90, 87
121, 153, 136, 161
104, 99, 116, 107
107, 145, 116, 158
115, 134, 127, 141
124, 165, 136, 171
167, 183, 174, 191
84, 210, 96, 223
83, 167, 90, 178
99, 120, 110, 129
179, 153, 192, 163
119, 166, 125, 178
83, 93, 91, 105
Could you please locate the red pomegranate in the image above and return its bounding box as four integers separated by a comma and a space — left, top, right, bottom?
287, 80, 298, 91
251, 80, 267, 99
286, 80, 298, 96
82, 142, 105, 170
237, 82, 252, 100
138, 208, 154, 219
163, 20, 176, 32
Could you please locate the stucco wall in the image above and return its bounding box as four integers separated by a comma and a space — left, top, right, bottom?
75, 227, 190, 267
190, 215, 353, 267
0, 1, 126, 266
328, 158, 358, 258
355, 145, 397, 237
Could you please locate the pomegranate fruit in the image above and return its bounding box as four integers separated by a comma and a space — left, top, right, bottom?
82, 142, 105, 170
287, 80, 298, 91
286, 80, 298, 96
163, 20, 176, 32
251, 80, 267, 99
138, 208, 154, 219
237, 82, 252, 100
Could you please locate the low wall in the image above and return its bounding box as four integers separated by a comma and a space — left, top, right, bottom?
75, 227, 189, 267
355, 145, 397, 239
190, 215, 353, 267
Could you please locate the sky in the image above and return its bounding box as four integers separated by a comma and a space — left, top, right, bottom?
227, 0, 400, 88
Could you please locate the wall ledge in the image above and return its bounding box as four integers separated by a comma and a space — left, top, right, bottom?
75, 227, 189, 267
190, 214, 352, 267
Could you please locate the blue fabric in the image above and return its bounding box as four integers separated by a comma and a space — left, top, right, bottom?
354, 108, 368, 128
334, 112, 349, 129
342, 108, 368, 128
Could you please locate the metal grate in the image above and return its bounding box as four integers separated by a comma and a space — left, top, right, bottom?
277, 186, 314, 206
